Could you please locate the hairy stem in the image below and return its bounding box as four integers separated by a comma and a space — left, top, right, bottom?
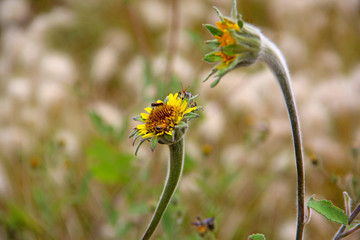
259, 36, 305, 240
141, 138, 184, 240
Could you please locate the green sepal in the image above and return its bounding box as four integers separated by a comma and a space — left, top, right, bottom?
343, 192, 352, 216
222, 44, 250, 56
206, 39, 220, 50
151, 137, 158, 152
163, 132, 174, 143
203, 24, 223, 37
203, 51, 223, 62
175, 121, 188, 129
129, 128, 139, 138
183, 112, 200, 120
163, 95, 169, 103
133, 115, 145, 122
231, 0, 238, 19
129, 128, 138, 138
188, 94, 199, 101
307, 195, 348, 225
135, 139, 147, 156
210, 77, 222, 88
237, 15, 244, 29
203, 67, 218, 83
228, 28, 261, 49
248, 233, 266, 240
132, 132, 142, 146
211, 55, 244, 88
213, 6, 224, 21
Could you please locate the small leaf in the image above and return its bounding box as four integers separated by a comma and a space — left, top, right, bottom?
203, 52, 223, 63
248, 233, 266, 240
307, 195, 348, 225
203, 24, 223, 37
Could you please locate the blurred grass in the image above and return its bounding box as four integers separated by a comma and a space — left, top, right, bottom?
0, 0, 360, 239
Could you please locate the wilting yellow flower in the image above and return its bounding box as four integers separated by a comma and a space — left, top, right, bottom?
130, 92, 199, 154
203, 5, 261, 87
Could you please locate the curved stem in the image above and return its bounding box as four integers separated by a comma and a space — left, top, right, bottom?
259, 36, 305, 240
141, 138, 184, 240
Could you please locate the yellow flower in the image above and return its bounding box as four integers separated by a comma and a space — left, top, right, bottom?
130, 92, 199, 154
137, 93, 196, 138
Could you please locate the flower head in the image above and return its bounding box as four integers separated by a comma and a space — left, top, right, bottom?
203, 0, 262, 87
130, 91, 199, 155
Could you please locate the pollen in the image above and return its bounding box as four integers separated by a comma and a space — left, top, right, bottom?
145, 104, 181, 135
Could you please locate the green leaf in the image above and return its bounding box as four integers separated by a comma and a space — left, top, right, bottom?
87, 139, 134, 184
307, 195, 348, 225
203, 24, 223, 37
203, 52, 223, 63
248, 234, 266, 240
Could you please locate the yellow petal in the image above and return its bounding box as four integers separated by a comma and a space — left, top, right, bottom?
145, 107, 152, 113
137, 124, 146, 130
180, 101, 187, 112
141, 113, 149, 119
183, 106, 197, 115
143, 133, 155, 138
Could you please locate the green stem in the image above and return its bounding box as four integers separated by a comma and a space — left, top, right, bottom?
260, 36, 305, 240
141, 138, 184, 240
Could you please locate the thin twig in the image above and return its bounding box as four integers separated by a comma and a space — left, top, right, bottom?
333, 203, 360, 240
341, 223, 360, 238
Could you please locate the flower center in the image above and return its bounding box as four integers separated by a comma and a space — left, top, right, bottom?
146, 104, 179, 134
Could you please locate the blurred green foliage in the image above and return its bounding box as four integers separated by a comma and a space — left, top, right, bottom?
1, 0, 360, 239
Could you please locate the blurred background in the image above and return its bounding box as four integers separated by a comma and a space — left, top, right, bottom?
0, 0, 360, 239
